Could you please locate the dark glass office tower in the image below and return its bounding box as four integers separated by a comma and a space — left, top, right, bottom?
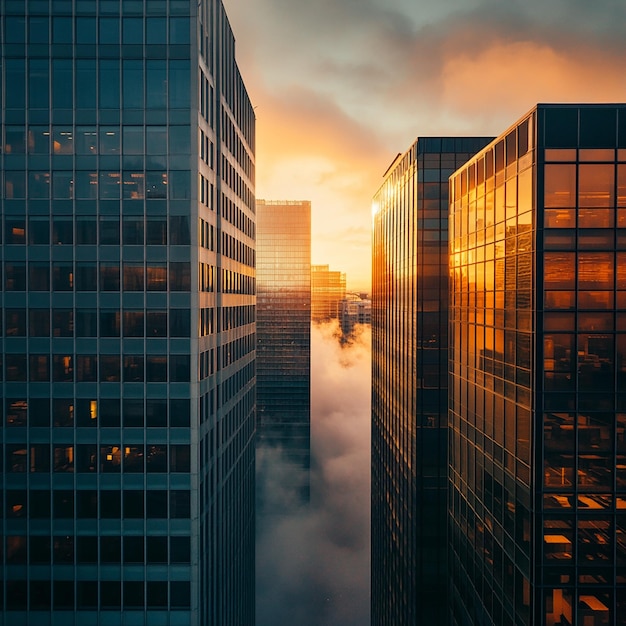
256, 200, 311, 509
449, 104, 626, 626
371, 137, 492, 626
0, 1, 256, 624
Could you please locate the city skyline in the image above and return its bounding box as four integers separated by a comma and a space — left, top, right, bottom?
4, 0, 626, 624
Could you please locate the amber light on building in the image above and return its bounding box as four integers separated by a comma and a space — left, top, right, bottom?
449, 104, 626, 626
256, 200, 311, 509
311, 264, 346, 322
371, 137, 493, 626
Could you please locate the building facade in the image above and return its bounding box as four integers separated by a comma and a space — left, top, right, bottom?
0, 1, 256, 624
339, 293, 371, 340
311, 264, 346, 322
371, 137, 492, 625
449, 105, 626, 625
255, 200, 311, 508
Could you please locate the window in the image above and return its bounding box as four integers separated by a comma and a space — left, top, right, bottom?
123, 263, 144, 290
100, 447, 122, 473
100, 264, 120, 291
52, 263, 74, 291
99, 216, 120, 244
28, 309, 50, 337
5, 262, 27, 290
76, 309, 97, 336
146, 264, 167, 290
52, 309, 74, 337
28, 261, 50, 291
52, 355, 74, 382
6, 308, 26, 336
52, 219, 73, 245
146, 310, 167, 336
52, 399, 74, 427
579, 164, 615, 207
30, 354, 50, 381
544, 164, 576, 208
147, 399, 167, 427
100, 310, 120, 336
53, 490, 74, 518
170, 445, 190, 472
100, 355, 121, 382
146, 356, 167, 382
77, 355, 98, 382
123, 355, 144, 382
170, 537, 191, 563
124, 446, 144, 473
123, 217, 144, 244
5, 218, 26, 244
123, 310, 144, 337
146, 445, 167, 472
123, 491, 144, 517
100, 399, 121, 427
75, 263, 97, 291
6, 399, 27, 426
170, 262, 190, 291
52, 537, 74, 567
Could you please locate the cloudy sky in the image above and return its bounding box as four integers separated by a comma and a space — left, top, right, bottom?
223, 0, 626, 289
256, 323, 371, 626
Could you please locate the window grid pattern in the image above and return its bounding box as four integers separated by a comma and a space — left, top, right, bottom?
255, 200, 311, 509
372, 137, 492, 626
449, 105, 626, 626
0, 0, 256, 624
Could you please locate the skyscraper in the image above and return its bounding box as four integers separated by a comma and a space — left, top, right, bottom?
0, 1, 256, 624
255, 200, 311, 509
449, 104, 626, 625
311, 264, 346, 322
371, 137, 492, 625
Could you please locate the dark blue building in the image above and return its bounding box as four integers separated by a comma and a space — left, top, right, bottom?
0, 1, 256, 624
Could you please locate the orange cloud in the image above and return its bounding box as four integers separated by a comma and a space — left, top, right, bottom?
440, 41, 626, 129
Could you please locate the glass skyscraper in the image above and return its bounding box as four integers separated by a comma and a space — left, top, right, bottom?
371, 137, 492, 625
0, 1, 256, 624
256, 200, 311, 509
449, 104, 626, 625
311, 264, 345, 322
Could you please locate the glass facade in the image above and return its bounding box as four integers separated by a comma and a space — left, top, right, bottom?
371, 137, 492, 626
0, 1, 256, 624
449, 104, 626, 626
256, 200, 311, 508
311, 264, 346, 322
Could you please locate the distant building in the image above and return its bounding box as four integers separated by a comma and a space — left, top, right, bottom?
256, 200, 311, 508
371, 137, 493, 626
449, 104, 626, 626
0, 2, 256, 624
339, 293, 371, 338
311, 264, 346, 321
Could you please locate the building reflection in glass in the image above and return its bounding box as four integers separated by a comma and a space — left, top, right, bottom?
449, 105, 626, 626
256, 200, 311, 509
371, 137, 492, 626
311, 264, 346, 322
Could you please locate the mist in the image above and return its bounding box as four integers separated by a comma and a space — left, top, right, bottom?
256, 321, 371, 626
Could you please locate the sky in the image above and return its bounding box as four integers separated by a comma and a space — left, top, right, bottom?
256, 323, 371, 626
223, 0, 626, 291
